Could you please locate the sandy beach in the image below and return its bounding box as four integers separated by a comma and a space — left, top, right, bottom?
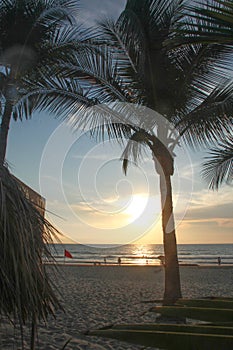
1, 265, 232, 349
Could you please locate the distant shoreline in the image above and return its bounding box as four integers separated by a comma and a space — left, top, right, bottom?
48, 243, 233, 266
44, 261, 233, 267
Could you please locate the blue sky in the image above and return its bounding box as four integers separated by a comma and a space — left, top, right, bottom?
6, 0, 233, 245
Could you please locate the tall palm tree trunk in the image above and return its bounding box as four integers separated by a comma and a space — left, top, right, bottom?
0, 98, 13, 165
159, 173, 182, 304
152, 144, 182, 304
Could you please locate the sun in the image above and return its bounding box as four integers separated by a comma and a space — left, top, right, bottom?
124, 194, 148, 223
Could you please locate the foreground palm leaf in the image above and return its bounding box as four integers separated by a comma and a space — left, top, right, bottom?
0, 165, 60, 325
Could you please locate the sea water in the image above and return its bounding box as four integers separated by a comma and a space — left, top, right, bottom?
48, 243, 233, 266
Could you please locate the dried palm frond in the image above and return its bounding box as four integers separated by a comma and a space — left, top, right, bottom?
0, 165, 61, 329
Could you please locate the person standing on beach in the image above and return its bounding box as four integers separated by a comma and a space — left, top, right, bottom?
118, 257, 121, 265
217, 257, 221, 266
158, 255, 165, 266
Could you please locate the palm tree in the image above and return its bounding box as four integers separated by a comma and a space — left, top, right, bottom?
67, 0, 233, 304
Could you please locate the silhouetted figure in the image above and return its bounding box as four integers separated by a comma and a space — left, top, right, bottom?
118, 257, 121, 265
104, 257, 106, 264
158, 255, 165, 266
217, 256, 221, 266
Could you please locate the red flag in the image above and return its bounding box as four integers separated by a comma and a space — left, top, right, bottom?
64, 249, 73, 259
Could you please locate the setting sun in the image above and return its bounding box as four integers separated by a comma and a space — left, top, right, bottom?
124, 194, 148, 223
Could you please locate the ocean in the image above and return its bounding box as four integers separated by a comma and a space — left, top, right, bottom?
48, 243, 233, 266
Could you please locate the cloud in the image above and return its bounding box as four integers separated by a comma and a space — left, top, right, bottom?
191, 189, 232, 207
178, 187, 233, 230
79, 0, 126, 26
188, 188, 232, 210
71, 153, 119, 161
175, 162, 199, 181
185, 202, 233, 220
184, 218, 233, 228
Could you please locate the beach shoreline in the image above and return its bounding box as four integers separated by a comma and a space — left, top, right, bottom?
44, 261, 233, 267
1, 265, 233, 349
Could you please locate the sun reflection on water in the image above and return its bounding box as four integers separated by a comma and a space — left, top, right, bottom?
131, 244, 156, 265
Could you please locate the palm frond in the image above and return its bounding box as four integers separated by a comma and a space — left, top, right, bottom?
120, 0, 189, 112
176, 79, 233, 147
166, 0, 231, 45
202, 136, 233, 189
73, 102, 139, 143
121, 130, 151, 174
124, 0, 184, 33
15, 78, 138, 143
0, 0, 85, 85
165, 0, 233, 82
74, 46, 132, 102
186, 0, 233, 44
97, 18, 141, 74
31, 24, 96, 74
34, 0, 80, 28
0, 165, 61, 327
0, 0, 80, 50
13, 74, 94, 121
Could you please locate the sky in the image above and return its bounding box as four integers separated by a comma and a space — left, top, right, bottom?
6, 0, 233, 246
